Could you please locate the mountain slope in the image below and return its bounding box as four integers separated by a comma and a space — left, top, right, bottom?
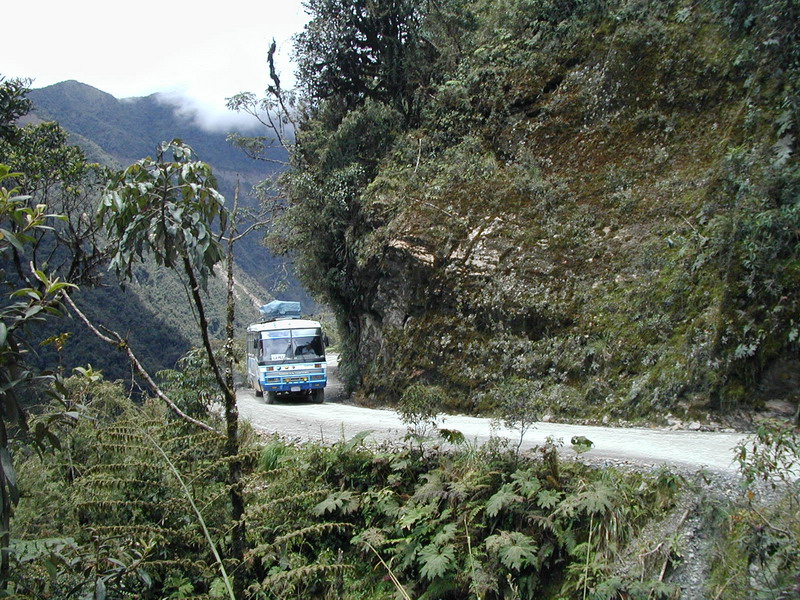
21, 81, 314, 380
29, 80, 277, 175
28, 80, 309, 296
279, 0, 800, 422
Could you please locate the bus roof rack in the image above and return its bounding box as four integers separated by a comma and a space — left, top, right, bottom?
260, 300, 302, 322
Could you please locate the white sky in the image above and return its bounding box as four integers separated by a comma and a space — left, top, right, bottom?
4, 0, 310, 130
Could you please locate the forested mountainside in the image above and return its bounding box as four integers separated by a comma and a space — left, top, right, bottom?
276, 0, 800, 422
7, 81, 311, 379
28, 80, 275, 178
28, 81, 304, 289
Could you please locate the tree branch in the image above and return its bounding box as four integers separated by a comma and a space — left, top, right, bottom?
62, 291, 219, 434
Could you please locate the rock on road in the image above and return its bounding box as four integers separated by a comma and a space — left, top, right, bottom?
238, 355, 750, 475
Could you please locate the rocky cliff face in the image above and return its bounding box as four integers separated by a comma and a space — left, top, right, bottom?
280, 0, 800, 420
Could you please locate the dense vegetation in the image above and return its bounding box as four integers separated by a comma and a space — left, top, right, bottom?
11, 374, 690, 599
5, 81, 281, 382
8, 370, 799, 599
2, 0, 800, 597
271, 0, 800, 423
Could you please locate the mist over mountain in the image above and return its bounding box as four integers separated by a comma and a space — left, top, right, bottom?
29, 80, 279, 177
28, 80, 310, 304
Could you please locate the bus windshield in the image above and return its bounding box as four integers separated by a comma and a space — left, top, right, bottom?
260, 328, 325, 363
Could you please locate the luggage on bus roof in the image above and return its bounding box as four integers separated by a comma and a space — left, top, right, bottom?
260, 300, 302, 321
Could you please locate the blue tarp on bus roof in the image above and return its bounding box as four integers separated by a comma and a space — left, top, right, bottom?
260, 300, 302, 321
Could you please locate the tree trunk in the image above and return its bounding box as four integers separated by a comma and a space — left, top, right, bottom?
224, 186, 246, 596
181, 254, 245, 594
0, 417, 10, 591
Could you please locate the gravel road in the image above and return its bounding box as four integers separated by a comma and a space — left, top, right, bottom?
238, 354, 750, 475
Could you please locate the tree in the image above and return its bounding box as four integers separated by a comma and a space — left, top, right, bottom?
294, 0, 434, 118
488, 378, 543, 458
97, 139, 247, 591
0, 76, 32, 142
0, 77, 86, 589
0, 121, 109, 285
0, 165, 76, 588
397, 382, 447, 444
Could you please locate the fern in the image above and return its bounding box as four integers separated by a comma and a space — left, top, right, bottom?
433, 522, 458, 546
258, 563, 354, 594
536, 488, 562, 509
254, 522, 352, 554
485, 531, 538, 571
418, 543, 456, 579
510, 469, 542, 499
313, 490, 360, 515
772, 134, 795, 167
564, 482, 615, 517
486, 483, 525, 517
246, 489, 327, 518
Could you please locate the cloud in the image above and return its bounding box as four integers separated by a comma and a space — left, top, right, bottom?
6, 0, 308, 133
155, 90, 264, 133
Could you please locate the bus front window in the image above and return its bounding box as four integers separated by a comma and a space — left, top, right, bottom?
291, 328, 325, 361
261, 330, 291, 362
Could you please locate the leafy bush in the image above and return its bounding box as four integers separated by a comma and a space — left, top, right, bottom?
245, 434, 682, 599
707, 421, 800, 599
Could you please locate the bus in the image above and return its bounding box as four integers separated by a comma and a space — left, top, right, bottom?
246, 301, 327, 404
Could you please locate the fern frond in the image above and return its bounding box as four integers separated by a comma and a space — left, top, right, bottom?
251, 522, 353, 555
93, 443, 154, 454
168, 438, 227, 460
100, 426, 147, 443
82, 462, 159, 474
90, 524, 193, 539
142, 558, 212, 570
75, 497, 188, 511
246, 489, 327, 514
260, 563, 353, 588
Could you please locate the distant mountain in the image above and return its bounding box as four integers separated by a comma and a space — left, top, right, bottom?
28, 80, 311, 307
21, 81, 314, 382
29, 80, 280, 178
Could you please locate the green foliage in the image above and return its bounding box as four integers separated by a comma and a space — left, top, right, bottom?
397, 383, 447, 440
100, 139, 228, 290
158, 347, 225, 418
294, 0, 435, 117
9, 369, 254, 599
486, 378, 543, 456
0, 76, 32, 142
9, 358, 684, 600
0, 161, 79, 586
485, 530, 537, 571
736, 420, 800, 489
277, 0, 800, 420
244, 436, 681, 599
708, 421, 800, 599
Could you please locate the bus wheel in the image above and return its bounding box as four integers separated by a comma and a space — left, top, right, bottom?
266, 391, 277, 404
312, 388, 325, 404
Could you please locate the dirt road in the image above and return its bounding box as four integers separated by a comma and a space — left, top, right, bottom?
237, 354, 749, 474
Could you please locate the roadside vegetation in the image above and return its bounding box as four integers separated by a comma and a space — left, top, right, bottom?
1, 0, 799, 596
11, 373, 688, 599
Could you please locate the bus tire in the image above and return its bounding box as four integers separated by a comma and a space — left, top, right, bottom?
312, 388, 324, 404
266, 391, 277, 404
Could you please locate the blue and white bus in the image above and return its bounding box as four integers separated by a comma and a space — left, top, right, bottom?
246, 302, 327, 404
